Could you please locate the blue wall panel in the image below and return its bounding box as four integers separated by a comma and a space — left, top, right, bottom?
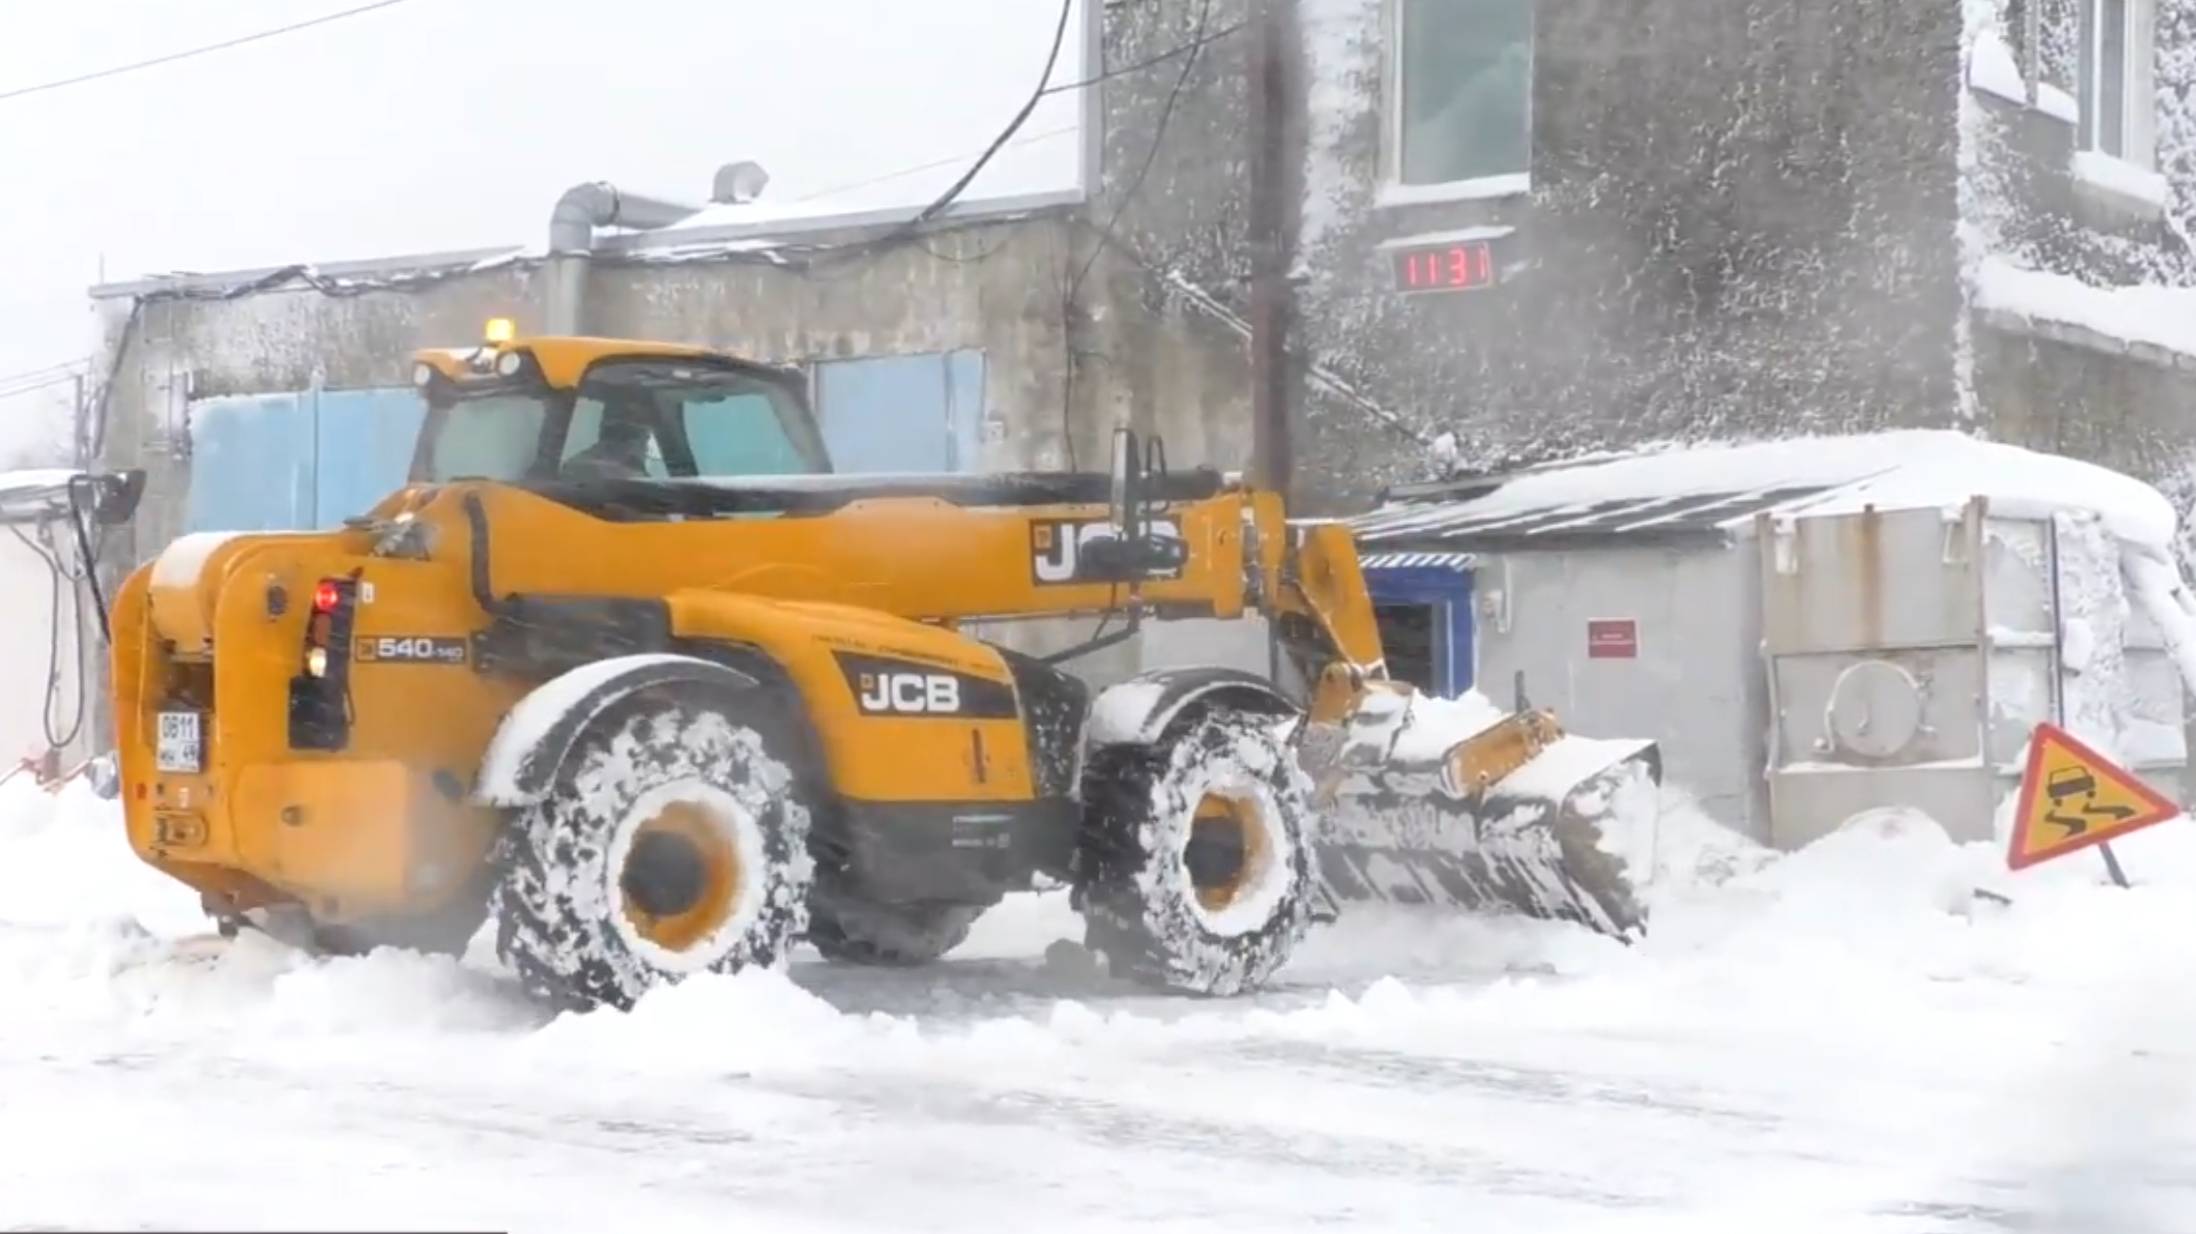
184, 392, 316, 533
184, 386, 424, 534
814, 351, 985, 474
314, 388, 427, 526
184, 357, 989, 532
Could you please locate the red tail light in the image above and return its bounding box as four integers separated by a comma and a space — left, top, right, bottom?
313, 580, 343, 614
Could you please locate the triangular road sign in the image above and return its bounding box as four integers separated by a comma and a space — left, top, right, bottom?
2008, 722, 2183, 871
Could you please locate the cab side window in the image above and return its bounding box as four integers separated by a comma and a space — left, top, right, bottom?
679, 391, 813, 477
560, 397, 669, 480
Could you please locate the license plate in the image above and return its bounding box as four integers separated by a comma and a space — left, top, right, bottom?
156, 710, 203, 773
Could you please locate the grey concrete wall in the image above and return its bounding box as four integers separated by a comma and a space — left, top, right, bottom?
1100, 0, 1969, 512
1470, 541, 1769, 842
96, 263, 540, 564
1964, 0, 2196, 527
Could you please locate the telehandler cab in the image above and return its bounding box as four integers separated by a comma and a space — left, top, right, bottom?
111, 331, 1659, 1010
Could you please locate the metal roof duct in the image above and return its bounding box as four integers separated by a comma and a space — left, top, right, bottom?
544, 181, 705, 334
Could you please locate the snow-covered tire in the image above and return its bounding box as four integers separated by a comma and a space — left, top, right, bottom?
807, 898, 985, 966
1076, 706, 1315, 996
490, 692, 815, 1012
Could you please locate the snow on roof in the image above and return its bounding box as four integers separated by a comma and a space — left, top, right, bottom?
1974, 255, 2196, 366
1357, 431, 2179, 552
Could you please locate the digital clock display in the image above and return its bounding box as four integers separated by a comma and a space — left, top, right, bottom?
1391, 239, 1498, 294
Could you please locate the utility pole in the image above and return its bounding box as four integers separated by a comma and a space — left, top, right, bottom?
1247, 0, 1298, 499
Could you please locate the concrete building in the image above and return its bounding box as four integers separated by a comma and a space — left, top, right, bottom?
89, 0, 2196, 531
77, 0, 2196, 781
1092, 0, 2196, 513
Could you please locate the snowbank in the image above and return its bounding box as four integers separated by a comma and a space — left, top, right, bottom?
13, 773, 2196, 1228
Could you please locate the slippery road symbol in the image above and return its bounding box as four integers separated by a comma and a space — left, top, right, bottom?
2042, 766, 2136, 837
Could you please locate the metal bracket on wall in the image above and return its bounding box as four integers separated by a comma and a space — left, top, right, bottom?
148, 363, 196, 462
1768, 515, 1799, 575
1942, 497, 1982, 566
1476, 558, 1513, 634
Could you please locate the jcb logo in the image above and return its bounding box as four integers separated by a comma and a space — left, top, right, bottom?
858, 672, 962, 715
1031, 517, 1185, 584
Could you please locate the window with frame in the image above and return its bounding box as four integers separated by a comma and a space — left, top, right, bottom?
1390, 0, 1534, 193
2080, 0, 2137, 158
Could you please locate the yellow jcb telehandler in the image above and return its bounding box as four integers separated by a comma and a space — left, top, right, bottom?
110, 330, 1660, 1010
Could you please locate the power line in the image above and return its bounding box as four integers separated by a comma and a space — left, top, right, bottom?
0, 380, 81, 405
805, 0, 1075, 274
794, 18, 1237, 209
0, 367, 87, 402
1059, 0, 1216, 467
0, 359, 88, 390
1038, 17, 1247, 95
794, 124, 1081, 205
0, 0, 421, 104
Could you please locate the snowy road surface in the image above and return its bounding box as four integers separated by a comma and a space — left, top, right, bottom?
7, 783, 2196, 1232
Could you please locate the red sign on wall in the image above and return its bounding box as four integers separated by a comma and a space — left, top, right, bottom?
1588, 620, 1638, 659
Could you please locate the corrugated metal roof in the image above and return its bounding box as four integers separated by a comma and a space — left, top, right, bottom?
1352, 482, 1842, 552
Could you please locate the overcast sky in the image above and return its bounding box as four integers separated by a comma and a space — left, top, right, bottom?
0, 0, 1088, 464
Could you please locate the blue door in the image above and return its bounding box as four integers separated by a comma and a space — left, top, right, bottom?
1360, 553, 1477, 696
813, 351, 984, 473
184, 386, 425, 533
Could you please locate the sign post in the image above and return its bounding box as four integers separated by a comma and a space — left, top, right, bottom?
2006, 722, 2181, 881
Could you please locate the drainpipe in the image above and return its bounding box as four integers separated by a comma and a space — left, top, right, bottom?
544, 182, 705, 334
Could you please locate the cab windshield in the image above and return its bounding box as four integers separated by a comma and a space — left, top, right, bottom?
420, 357, 830, 484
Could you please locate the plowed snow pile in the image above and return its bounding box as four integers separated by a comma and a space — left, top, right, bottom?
6, 777, 2196, 1232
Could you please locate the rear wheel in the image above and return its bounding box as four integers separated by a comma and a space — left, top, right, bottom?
807, 897, 986, 966
1076, 705, 1315, 996
490, 692, 816, 1011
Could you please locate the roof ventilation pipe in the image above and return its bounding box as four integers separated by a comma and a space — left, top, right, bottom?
543, 181, 705, 335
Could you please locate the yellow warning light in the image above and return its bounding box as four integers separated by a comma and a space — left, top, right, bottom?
483, 317, 517, 344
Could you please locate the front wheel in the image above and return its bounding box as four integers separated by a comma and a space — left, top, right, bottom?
1076, 706, 1315, 996
490, 692, 816, 1011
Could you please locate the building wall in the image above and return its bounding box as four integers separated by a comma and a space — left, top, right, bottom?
1469, 540, 1769, 840
1100, 0, 1969, 511
1964, 0, 2196, 517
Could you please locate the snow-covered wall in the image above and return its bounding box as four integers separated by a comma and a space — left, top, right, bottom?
1959, 0, 2196, 550
1100, 0, 1968, 512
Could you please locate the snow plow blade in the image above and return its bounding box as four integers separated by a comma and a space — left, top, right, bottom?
1294, 678, 1662, 937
